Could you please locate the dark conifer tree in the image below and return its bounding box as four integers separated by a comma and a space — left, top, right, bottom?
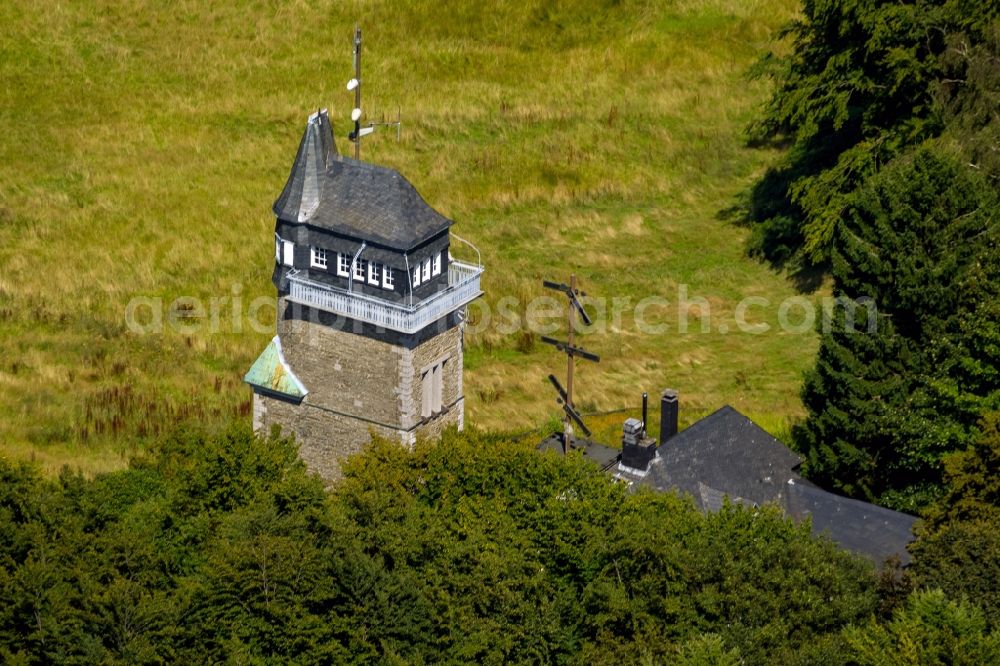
745, 1, 1000, 268
795, 149, 999, 509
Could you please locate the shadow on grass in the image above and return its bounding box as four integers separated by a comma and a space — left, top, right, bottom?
716, 163, 827, 294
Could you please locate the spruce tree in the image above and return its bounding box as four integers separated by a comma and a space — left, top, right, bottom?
746, 2, 1000, 267
795, 307, 924, 502
795, 148, 999, 510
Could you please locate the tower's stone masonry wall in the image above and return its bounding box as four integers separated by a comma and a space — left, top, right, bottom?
253, 392, 463, 482
254, 297, 465, 482
277, 299, 403, 427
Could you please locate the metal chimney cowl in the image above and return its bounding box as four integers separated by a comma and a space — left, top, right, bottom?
621, 417, 656, 471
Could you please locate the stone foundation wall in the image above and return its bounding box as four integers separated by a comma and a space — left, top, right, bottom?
253, 392, 463, 482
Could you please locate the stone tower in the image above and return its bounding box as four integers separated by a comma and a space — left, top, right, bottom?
245, 109, 483, 481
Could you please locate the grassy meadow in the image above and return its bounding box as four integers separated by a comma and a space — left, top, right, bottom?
0, 0, 809, 474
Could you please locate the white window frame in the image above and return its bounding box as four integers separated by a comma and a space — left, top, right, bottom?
274, 235, 281, 262
368, 261, 381, 286
282, 240, 294, 267
337, 252, 350, 277
412, 265, 421, 287
383, 267, 395, 290
422, 257, 431, 282
432, 252, 442, 276
353, 258, 366, 281
310, 247, 328, 269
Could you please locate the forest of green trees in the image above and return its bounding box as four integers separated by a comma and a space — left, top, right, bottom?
2, 0, 999, 662
1, 426, 998, 664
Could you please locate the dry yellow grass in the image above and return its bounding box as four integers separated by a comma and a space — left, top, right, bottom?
0, 0, 808, 474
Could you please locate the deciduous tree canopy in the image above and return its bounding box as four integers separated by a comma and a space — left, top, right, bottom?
0, 426, 881, 664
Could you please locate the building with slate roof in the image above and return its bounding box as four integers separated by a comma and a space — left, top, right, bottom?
540, 396, 917, 565
246, 109, 483, 481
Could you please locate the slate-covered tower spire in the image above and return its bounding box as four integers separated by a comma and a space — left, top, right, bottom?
273, 109, 335, 223
245, 109, 484, 481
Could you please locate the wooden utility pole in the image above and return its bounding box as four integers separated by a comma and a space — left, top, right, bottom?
566, 273, 576, 409
542, 275, 599, 453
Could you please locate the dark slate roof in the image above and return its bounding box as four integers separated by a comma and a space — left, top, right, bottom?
697, 482, 756, 512
784, 479, 918, 565
538, 434, 619, 470
640, 406, 805, 508
273, 109, 336, 224
273, 111, 453, 251
538, 404, 917, 565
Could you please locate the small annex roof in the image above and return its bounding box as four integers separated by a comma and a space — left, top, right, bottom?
272, 111, 453, 251
244, 336, 308, 401
538, 405, 917, 565
784, 479, 918, 565
538, 434, 620, 470
641, 406, 805, 508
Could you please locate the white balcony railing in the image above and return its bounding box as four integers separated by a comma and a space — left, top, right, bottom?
286, 260, 484, 334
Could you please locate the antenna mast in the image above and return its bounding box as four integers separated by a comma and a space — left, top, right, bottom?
345, 27, 400, 161
351, 26, 362, 160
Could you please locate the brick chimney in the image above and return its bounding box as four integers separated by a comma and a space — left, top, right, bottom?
660, 389, 678, 444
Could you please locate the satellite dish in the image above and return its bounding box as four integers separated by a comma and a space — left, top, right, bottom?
346, 78, 359, 91
351, 108, 362, 122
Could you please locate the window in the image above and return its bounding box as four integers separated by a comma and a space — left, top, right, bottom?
432, 252, 442, 276
368, 261, 381, 285
274, 236, 281, 262
421, 370, 431, 418
412, 265, 421, 287
337, 252, 350, 277
383, 267, 395, 290
432, 361, 444, 413
310, 247, 328, 269
422, 257, 431, 282
353, 259, 366, 281
282, 240, 294, 267
421, 359, 446, 418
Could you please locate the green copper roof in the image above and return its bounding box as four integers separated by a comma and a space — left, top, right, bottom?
244, 336, 308, 399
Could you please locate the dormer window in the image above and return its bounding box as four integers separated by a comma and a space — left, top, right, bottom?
282, 240, 294, 267
383, 268, 395, 290
368, 262, 381, 285
432, 252, 442, 276
337, 252, 350, 277
353, 259, 366, 281
310, 247, 328, 269
422, 258, 431, 282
